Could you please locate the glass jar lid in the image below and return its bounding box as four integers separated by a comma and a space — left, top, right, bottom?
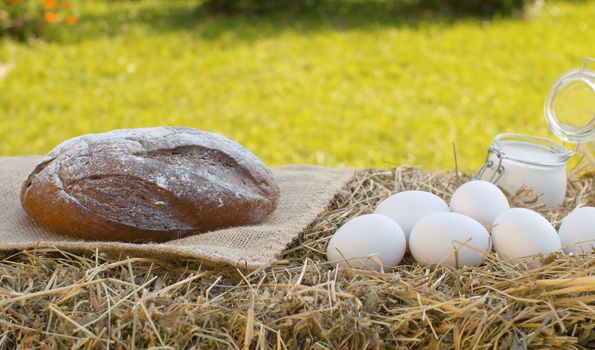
545, 58, 595, 144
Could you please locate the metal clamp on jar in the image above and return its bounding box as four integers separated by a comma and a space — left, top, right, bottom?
476, 58, 595, 208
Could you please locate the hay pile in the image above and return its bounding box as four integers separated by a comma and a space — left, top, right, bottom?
0, 164, 593, 349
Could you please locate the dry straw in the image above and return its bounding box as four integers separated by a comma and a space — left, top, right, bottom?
0, 152, 593, 349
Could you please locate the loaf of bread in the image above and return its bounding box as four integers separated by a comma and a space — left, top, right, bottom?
20, 127, 280, 242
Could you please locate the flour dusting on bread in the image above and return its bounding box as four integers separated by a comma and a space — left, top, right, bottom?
20, 127, 280, 242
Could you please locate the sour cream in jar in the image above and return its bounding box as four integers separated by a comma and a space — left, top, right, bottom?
477, 134, 571, 208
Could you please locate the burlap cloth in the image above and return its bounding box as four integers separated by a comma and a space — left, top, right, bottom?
0, 157, 356, 270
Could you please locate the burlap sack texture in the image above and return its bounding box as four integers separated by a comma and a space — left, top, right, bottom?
0, 157, 356, 270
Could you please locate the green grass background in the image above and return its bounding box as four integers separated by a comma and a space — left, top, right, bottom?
0, 0, 593, 171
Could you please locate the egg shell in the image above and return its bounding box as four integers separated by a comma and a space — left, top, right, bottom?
449, 180, 509, 227
558, 206, 595, 254
374, 190, 449, 241
492, 208, 560, 263
326, 214, 407, 272
409, 212, 491, 267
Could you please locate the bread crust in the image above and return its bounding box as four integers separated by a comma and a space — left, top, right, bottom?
20, 127, 280, 242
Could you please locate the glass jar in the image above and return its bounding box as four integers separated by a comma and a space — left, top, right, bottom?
476, 58, 595, 208
476, 134, 572, 207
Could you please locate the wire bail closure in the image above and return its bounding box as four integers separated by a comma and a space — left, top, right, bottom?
474, 146, 505, 183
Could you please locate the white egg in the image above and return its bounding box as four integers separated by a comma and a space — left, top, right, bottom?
558, 207, 595, 254
492, 208, 561, 263
374, 191, 449, 242
326, 214, 406, 272
449, 180, 509, 227
409, 212, 491, 267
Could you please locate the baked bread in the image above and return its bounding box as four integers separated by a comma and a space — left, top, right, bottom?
20, 127, 280, 242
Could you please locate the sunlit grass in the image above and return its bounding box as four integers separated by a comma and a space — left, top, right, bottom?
0, 0, 593, 171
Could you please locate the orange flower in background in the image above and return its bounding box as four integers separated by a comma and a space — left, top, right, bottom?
61, 1, 71, 9
43, 0, 57, 9
65, 15, 77, 26
44, 12, 59, 24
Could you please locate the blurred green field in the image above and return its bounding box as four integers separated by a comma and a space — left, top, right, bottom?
0, 0, 593, 171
